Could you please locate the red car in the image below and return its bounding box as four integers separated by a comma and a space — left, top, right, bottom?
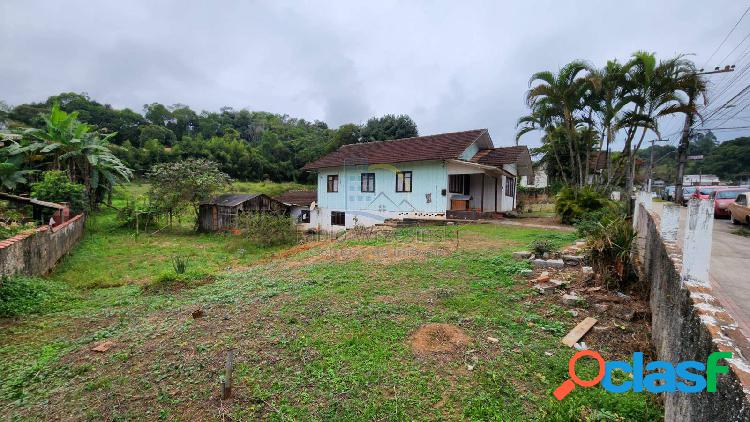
711, 188, 745, 218
692, 186, 721, 200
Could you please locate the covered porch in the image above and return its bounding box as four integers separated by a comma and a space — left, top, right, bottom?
444, 160, 514, 220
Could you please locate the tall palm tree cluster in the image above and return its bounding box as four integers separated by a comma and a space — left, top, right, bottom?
1, 103, 132, 206
517, 51, 707, 195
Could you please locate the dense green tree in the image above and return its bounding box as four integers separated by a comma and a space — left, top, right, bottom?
7, 93, 419, 183
360, 114, 418, 142
147, 158, 231, 224
138, 124, 176, 147
167, 104, 198, 141
143, 103, 173, 126
700, 137, 750, 181
9, 103, 48, 128
331, 123, 360, 149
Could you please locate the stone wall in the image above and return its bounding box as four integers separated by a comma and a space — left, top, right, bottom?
0, 214, 85, 277
634, 200, 750, 421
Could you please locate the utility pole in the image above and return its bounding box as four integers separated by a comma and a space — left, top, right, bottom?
675, 65, 734, 204
648, 139, 669, 193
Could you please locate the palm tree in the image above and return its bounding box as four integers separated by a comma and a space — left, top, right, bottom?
615, 53, 701, 202
670, 61, 708, 202
587, 60, 635, 185
519, 60, 594, 187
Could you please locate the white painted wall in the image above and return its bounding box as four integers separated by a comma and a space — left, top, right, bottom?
520, 164, 549, 188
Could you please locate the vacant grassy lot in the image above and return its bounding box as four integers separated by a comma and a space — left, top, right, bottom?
0, 190, 661, 420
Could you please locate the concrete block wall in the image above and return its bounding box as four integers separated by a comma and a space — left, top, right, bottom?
634, 201, 750, 421
0, 214, 85, 277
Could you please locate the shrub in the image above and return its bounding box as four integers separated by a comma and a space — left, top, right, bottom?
555, 186, 613, 224
0, 276, 68, 317
530, 239, 554, 256
585, 212, 637, 290
574, 207, 620, 238
31, 171, 87, 213
116, 198, 163, 229
238, 212, 297, 247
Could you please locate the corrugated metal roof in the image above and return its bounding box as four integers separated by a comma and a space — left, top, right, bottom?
0, 192, 65, 209
202, 193, 260, 207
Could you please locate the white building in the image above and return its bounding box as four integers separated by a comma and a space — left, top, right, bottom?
683, 174, 720, 186
300, 129, 532, 231
520, 162, 548, 189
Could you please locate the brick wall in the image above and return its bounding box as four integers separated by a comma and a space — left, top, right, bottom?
0, 214, 85, 277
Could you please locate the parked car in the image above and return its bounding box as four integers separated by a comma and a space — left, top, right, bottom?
691, 186, 721, 200
681, 186, 696, 205
710, 188, 745, 218
728, 192, 750, 225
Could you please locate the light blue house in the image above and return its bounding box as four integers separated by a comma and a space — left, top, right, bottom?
301, 129, 532, 230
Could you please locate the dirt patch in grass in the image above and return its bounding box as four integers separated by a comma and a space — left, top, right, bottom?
271, 240, 331, 259
282, 242, 453, 270
409, 323, 471, 356
521, 265, 655, 362
513, 216, 562, 226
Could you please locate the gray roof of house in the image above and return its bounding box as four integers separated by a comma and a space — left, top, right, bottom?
201, 193, 260, 207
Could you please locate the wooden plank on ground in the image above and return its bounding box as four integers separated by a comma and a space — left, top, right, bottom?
561, 317, 597, 347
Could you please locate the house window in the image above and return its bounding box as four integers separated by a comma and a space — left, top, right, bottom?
449, 174, 470, 194
327, 175, 339, 192
361, 173, 375, 192
395, 171, 412, 192
505, 176, 516, 197
299, 210, 310, 223
331, 211, 345, 226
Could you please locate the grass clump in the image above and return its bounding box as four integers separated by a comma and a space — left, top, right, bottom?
0, 276, 70, 317
142, 270, 214, 293
172, 254, 189, 274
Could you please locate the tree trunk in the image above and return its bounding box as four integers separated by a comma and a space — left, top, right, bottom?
552, 141, 568, 185
675, 111, 693, 204
625, 127, 649, 213
605, 125, 614, 187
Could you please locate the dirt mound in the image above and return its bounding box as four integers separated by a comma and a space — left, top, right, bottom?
410, 323, 471, 356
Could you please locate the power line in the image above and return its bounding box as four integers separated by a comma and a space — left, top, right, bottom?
719, 31, 750, 65
702, 5, 750, 68
694, 125, 750, 130
701, 84, 750, 124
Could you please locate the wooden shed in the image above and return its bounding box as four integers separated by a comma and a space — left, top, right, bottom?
198, 193, 288, 232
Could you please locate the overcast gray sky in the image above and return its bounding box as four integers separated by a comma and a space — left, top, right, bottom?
2, 1, 749, 148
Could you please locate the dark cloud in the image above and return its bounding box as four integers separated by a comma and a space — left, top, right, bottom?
1, 0, 746, 147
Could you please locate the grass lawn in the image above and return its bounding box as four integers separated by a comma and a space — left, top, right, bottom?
0, 186, 661, 421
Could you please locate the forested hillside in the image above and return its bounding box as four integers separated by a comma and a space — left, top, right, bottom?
636, 131, 750, 183
0, 93, 418, 183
